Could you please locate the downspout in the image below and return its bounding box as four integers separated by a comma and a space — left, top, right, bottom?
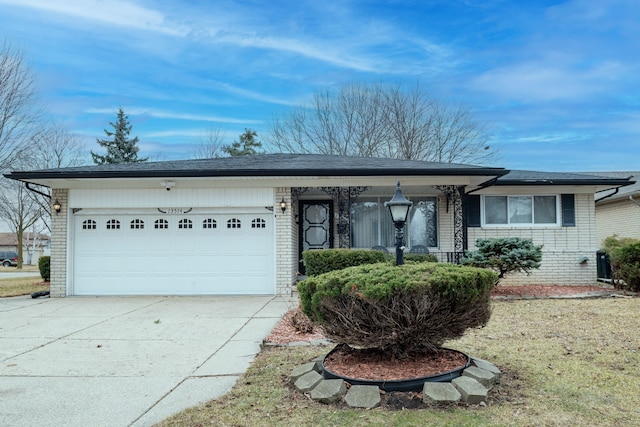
595, 187, 619, 203
465, 176, 500, 195
459, 175, 501, 253
25, 182, 51, 199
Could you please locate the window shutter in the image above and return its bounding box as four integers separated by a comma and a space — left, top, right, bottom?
466, 195, 481, 227
561, 194, 575, 227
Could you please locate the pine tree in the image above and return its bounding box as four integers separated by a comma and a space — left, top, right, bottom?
91, 107, 148, 164
222, 128, 263, 156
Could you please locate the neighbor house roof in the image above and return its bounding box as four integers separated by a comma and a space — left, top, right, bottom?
496, 170, 635, 187
589, 171, 640, 203
0, 232, 50, 247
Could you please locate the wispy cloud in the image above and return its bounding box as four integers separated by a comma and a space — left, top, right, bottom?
0, 0, 189, 35
471, 60, 627, 102
85, 108, 263, 125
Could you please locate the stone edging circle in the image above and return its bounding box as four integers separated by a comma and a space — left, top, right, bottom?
289, 353, 501, 409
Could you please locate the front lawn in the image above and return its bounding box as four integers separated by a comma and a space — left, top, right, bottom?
0, 276, 49, 297
157, 297, 640, 426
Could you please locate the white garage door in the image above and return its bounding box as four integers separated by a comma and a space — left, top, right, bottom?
72, 209, 275, 295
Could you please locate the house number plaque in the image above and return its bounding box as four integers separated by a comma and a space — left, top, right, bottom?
157, 208, 193, 214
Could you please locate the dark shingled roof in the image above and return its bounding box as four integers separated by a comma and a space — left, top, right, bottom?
4, 154, 633, 189
5, 153, 508, 179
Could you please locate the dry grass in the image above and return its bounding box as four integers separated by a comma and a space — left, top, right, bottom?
0, 265, 39, 273
0, 276, 48, 297
157, 297, 640, 427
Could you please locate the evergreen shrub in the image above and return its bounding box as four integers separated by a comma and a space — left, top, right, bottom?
404, 253, 438, 263
302, 248, 389, 276
297, 262, 497, 358
38, 256, 50, 281
462, 237, 542, 283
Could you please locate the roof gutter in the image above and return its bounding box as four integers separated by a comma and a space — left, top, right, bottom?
630, 195, 640, 207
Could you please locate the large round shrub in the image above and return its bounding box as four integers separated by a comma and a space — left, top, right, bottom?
297, 262, 497, 358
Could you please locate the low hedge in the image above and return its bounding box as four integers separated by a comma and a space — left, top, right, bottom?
297, 262, 497, 357
302, 248, 389, 276
404, 253, 438, 263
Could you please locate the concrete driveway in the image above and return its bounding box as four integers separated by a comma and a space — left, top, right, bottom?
0, 295, 294, 427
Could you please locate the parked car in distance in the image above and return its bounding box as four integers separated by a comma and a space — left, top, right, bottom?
0, 251, 18, 267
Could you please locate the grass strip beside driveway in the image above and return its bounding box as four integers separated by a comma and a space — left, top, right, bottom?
157, 298, 640, 427
0, 276, 49, 297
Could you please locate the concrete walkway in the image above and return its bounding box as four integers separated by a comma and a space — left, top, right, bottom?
0, 295, 295, 427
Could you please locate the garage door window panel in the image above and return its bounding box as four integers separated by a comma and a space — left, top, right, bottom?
179, 218, 193, 229
131, 219, 144, 229
251, 218, 266, 229
227, 218, 241, 229
154, 219, 169, 229
106, 219, 121, 230
82, 219, 97, 230
203, 218, 217, 229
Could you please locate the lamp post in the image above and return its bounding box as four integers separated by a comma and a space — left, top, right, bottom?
384, 181, 413, 266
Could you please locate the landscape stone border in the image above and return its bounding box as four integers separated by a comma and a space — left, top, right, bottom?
290, 354, 501, 408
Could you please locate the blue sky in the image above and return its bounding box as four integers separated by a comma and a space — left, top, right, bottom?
0, 0, 638, 171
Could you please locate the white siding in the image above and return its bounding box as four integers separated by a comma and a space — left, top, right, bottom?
69, 188, 274, 208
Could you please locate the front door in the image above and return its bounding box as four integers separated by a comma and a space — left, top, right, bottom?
299, 201, 333, 274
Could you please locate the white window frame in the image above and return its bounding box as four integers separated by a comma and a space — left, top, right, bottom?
481, 194, 561, 227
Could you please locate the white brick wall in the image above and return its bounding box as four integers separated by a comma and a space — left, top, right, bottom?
275, 187, 296, 295
466, 193, 598, 286
50, 189, 68, 297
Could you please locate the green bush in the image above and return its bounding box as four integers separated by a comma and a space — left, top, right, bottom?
302, 248, 389, 276
609, 242, 640, 292
404, 253, 438, 263
297, 262, 497, 358
601, 234, 640, 254
462, 237, 543, 283
38, 256, 50, 281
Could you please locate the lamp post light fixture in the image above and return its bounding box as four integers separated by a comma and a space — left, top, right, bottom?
385, 181, 413, 266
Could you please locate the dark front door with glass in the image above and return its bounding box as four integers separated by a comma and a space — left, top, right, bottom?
299, 201, 333, 274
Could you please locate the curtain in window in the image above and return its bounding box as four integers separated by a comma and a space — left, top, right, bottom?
534, 196, 557, 223
351, 197, 437, 249
509, 196, 532, 224
485, 196, 507, 224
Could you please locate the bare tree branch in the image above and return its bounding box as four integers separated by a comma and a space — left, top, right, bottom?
266, 82, 496, 164
0, 179, 44, 268
0, 40, 41, 171
191, 127, 227, 159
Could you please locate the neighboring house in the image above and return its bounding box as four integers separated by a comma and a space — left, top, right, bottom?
4, 154, 632, 297
593, 172, 640, 247
0, 232, 51, 264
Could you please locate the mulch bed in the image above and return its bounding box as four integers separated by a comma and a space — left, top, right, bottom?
323, 345, 468, 381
